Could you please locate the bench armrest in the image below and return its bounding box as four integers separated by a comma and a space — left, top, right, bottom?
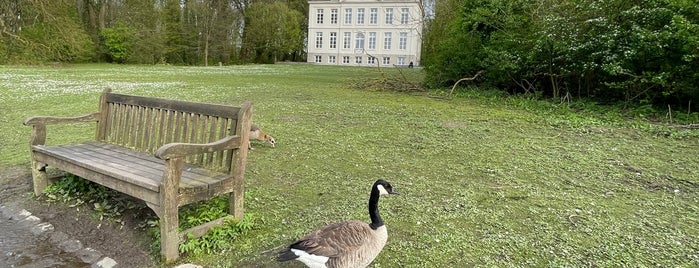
24, 113, 100, 146
155, 135, 243, 160
24, 113, 100, 126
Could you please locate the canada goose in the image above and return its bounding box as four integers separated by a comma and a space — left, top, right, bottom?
277, 179, 399, 268
249, 124, 275, 150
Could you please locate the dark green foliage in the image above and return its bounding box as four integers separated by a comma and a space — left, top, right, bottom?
0, 0, 94, 63
241, 1, 304, 63
423, 0, 699, 111
100, 26, 133, 63
1, 0, 307, 65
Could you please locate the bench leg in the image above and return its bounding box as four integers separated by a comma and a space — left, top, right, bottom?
160, 204, 179, 263
30, 160, 49, 196
160, 157, 183, 263
229, 183, 244, 220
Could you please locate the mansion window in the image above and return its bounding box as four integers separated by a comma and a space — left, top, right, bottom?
368, 32, 377, 50
401, 8, 409, 24
370, 8, 378, 24
368, 56, 376, 65
329, 32, 337, 49
342, 56, 351, 64
398, 57, 406, 65
344, 8, 352, 24
384, 32, 392, 50
399, 32, 408, 50
315, 55, 322, 63
331, 9, 338, 24
357, 8, 365, 24
355, 33, 365, 49
382, 57, 391, 65
385, 8, 393, 24
316, 9, 324, 24
328, 56, 336, 63
315, 32, 323, 49
343, 32, 351, 49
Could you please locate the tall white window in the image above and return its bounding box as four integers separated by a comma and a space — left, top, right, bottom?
385, 8, 393, 24
401, 8, 409, 24
331, 9, 338, 24
399, 32, 408, 50
370, 8, 378, 24
344, 8, 352, 24
398, 57, 406, 65
382, 57, 391, 65
330, 8, 337, 24
383, 32, 392, 50
316, 9, 324, 24
368, 32, 377, 50
315, 32, 323, 49
328, 55, 336, 63
330, 32, 337, 49
343, 32, 351, 49
315, 55, 322, 63
355, 33, 365, 49
357, 8, 365, 24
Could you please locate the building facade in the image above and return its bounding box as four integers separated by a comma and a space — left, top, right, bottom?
307, 0, 422, 67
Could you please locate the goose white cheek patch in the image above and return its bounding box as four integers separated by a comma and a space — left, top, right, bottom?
377, 184, 389, 195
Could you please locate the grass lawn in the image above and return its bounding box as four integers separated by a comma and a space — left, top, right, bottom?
1, 64, 698, 267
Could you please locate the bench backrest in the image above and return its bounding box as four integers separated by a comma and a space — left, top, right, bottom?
95, 89, 251, 172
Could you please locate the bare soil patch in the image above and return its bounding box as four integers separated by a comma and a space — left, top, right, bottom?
0, 165, 157, 268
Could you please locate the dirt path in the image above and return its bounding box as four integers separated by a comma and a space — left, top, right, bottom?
0, 165, 157, 268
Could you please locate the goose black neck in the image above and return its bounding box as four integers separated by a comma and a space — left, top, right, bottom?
368, 187, 383, 230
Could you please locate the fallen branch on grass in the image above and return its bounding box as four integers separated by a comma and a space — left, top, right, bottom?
449, 70, 485, 97
675, 124, 699, 130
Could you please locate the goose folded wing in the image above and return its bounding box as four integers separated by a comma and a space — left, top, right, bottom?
291, 221, 373, 257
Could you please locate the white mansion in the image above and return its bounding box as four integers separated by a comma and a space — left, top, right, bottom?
307, 0, 423, 67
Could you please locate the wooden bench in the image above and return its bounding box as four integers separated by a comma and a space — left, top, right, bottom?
24, 89, 252, 262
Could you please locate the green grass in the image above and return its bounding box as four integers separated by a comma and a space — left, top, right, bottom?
1, 64, 698, 267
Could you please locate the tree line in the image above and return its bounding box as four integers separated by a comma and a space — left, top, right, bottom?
2, 0, 697, 110
422, 0, 699, 111
0, 0, 306, 65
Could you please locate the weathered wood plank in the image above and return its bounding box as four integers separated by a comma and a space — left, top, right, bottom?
159, 157, 182, 263
180, 215, 235, 242
34, 145, 160, 192
31, 152, 160, 205
64, 142, 227, 189
84, 142, 227, 182
24, 113, 99, 126
96, 88, 111, 141
106, 93, 241, 118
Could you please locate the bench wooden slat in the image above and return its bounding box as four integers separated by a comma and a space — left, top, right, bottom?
106, 93, 241, 118
86, 142, 229, 187
32, 142, 232, 193
64, 143, 204, 189
84, 142, 232, 189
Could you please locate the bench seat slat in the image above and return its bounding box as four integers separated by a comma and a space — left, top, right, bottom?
32, 142, 230, 193
83, 142, 229, 186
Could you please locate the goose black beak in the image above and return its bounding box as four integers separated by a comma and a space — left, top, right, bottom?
390, 189, 399, 195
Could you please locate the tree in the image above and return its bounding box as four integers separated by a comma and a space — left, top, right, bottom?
1, 0, 94, 63
242, 1, 303, 63
422, 0, 699, 110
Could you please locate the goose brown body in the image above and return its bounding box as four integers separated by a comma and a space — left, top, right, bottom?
277, 180, 398, 268
289, 221, 387, 268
